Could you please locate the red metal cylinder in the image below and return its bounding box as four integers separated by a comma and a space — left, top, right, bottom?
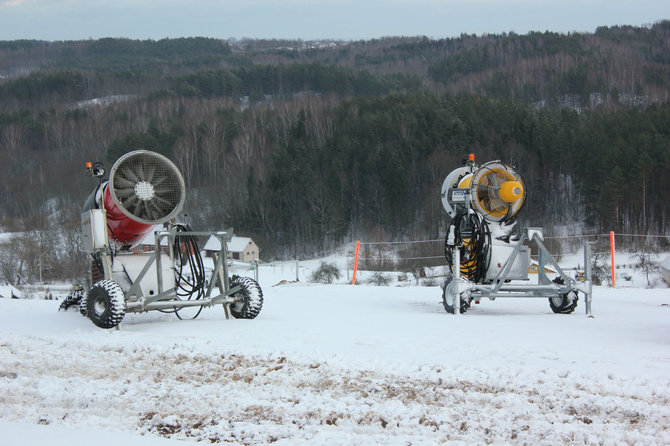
103, 185, 156, 247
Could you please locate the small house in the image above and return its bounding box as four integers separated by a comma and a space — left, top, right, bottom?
132, 231, 170, 254
203, 235, 260, 262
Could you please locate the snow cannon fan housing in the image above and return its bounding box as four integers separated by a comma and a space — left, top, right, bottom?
98, 150, 185, 249
470, 161, 525, 222
441, 160, 525, 223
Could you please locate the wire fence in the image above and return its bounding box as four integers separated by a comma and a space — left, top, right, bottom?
543, 233, 670, 257
356, 239, 446, 274
352, 231, 670, 277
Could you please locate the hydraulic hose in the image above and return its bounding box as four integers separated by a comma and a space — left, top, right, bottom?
444, 211, 491, 283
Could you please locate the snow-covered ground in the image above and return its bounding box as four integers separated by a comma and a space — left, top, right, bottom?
1, 259, 669, 445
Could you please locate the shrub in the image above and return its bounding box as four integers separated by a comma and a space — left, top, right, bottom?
591, 254, 609, 286
310, 262, 341, 284
368, 272, 392, 286
634, 251, 660, 288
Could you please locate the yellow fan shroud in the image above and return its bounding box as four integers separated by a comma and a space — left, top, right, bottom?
468, 161, 525, 222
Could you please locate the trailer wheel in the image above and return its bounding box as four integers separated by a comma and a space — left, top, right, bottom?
549, 277, 578, 314
79, 293, 88, 316
229, 276, 263, 319
58, 285, 85, 312
86, 280, 126, 328
441, 277, 470, 314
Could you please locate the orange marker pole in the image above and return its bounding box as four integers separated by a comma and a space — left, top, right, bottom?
610, 231, 616, 288
352, 240, 360, 285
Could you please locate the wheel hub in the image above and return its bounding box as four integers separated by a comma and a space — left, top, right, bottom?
444, 282, 456, 306
93, 297, 106, 316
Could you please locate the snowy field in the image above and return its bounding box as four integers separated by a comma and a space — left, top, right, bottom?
1, 259, 670, 445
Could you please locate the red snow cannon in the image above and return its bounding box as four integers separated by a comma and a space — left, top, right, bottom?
87, 150, 186, 249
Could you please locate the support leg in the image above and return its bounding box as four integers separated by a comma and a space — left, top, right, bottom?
585, 243, 593, 316
452, 246, 460, 316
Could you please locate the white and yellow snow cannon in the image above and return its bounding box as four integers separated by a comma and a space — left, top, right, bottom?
59, 150, 263, 328
440, 154, 592, 315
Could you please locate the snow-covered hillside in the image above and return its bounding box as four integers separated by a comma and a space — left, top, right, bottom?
1, 261, 669, 445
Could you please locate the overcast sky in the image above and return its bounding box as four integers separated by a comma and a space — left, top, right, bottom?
0, 0, 668, 42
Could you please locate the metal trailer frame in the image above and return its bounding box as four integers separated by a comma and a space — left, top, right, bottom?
445, 227, 593, 316
94, 227, 244, 318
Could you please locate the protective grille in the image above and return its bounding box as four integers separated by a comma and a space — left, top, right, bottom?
109, 150, 185, 225
471, 161, 525, 222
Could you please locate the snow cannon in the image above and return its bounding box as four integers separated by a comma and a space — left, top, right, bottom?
83, 150, 186, 250
441, 159, 525, 223
64, 149, 264, 329
439, 154, 592, 316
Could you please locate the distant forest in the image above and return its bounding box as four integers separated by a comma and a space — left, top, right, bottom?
1, 22, 669, 282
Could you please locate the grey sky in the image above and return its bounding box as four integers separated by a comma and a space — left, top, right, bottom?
0, 0, 667, 41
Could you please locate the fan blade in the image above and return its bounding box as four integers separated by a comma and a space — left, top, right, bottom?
142, 201, 153, 220
123, 195, 138, 210
488, 198, 507, 212
121, 166, 140, 183
150, 200, 165, 218
153, 187, 173, 196
114, 187, 136, 199
489, 172, 505, 187
133, 198, 143, 217
152, 195, 173, 208
136, 163, 146, 182
151, 175, 169, 187
145, 164, 156, 183
114, 176, 136, 189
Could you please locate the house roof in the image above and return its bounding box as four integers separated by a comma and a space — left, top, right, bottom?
137, 230, 170, 247
0, 284, 23, 298
203, 235, 253, 253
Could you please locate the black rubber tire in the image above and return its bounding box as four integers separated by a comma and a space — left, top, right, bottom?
86, 280, 126, 328
229, 276, 263, 319
58, 286, 85, 312
549, 277, 579, 314
441, 276, 470, 314
79, 293, 88, 316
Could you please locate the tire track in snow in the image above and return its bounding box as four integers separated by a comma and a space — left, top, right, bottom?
1, 336, 669, 444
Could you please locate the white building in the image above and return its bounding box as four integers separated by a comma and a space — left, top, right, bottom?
203, 236, 260, 262
662, 255, 670, 286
